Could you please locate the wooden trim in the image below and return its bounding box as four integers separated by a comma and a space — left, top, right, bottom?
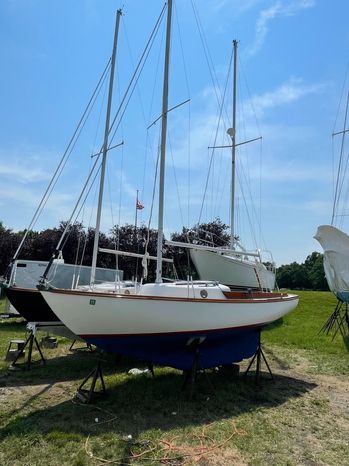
8, 286, 40, 293
222, 291, 287, 299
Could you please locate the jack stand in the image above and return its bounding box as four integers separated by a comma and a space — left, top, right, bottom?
75, 356, 106, 404
182, 338, 214, 399
69, 339, 93, 352
244, 331, 273, 383
10, 330, 46, 370
319, 300, 349, 339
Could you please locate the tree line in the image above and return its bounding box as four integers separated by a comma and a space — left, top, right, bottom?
0, 219, 329, 290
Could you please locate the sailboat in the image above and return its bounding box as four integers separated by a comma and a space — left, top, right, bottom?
39, 1, 298, 371
167, 40, 276, 292
315, 88, 349, 302
4, 258, 123, 327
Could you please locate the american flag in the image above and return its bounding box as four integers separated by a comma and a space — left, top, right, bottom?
136, 199, 144, 210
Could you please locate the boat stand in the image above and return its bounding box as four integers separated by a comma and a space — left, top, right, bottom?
69, 339, 94, 352
75, 355, 106, 404
319, 300, 349, 339
244, 332, 273, 383
9, 329, 46, 370
182, 338, 214, 399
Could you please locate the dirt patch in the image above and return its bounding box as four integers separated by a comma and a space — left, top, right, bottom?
197, 448, 248, 465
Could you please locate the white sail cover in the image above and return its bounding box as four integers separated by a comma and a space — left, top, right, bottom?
314, 225, 349, 296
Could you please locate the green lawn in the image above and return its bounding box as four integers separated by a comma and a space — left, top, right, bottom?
0, 291, 348, 466
263, 290, 349, 374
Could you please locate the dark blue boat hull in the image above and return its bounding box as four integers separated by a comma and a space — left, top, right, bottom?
81, 326, 261, 371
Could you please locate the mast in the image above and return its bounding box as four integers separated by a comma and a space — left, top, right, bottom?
90, 9, 122, 285
229, 39, 238, 249
155, 0, 173, 283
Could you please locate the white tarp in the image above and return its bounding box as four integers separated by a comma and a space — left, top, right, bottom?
314, 225, 349, 294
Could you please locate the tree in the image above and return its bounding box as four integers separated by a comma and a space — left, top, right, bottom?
110, 223, 163, 281
304, 252, 329, 291
0, 223, 21, 275
276, 252, 328, 290
277, 262, 310, 289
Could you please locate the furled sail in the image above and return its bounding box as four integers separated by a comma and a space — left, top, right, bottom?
314, 225, 349, 301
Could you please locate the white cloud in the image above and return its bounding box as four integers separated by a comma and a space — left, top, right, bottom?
244, 77, 326, 118
166, 77, 325, 172
303, 200, 333, 215
0, 182, 76, 231
0, 163, 50, 184
0, 146, 58, 183
178, 0, 262, 16
247, 0, 316, 57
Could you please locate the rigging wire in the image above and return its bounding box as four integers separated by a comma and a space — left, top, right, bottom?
90, 69, 110, 159
198, 49, 233, 224
239, 55, 266, 249
236, 72, 254, 246
190, 0, 224, 115
236, 167, 258, 248
332, 61, 349, 134
174, 1, 192, 227
12, 59, 111, 261
236, 154, 259, 249
331, 62, 349, 226
123, 11, 164, 217
52, 7, 166, 281
331, 89, 349, 225
140, 21, 165, 237
60, 162, 102, 252
143, 140, 161, 273
122, 14, 167, 279
168, 134, 185, 228
107, 4, 166, 147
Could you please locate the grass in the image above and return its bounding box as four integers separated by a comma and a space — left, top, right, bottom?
263, 290, 349, 375
0, 292, 348, 465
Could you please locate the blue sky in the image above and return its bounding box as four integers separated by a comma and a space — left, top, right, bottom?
0, 0, 348, 266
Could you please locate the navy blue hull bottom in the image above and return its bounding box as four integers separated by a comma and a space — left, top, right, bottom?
336, 292, 349, 303
81, 327, 261, 371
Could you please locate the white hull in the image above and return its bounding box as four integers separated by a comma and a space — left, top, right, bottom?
190, 249, 276, 291
41, 284, 297, 336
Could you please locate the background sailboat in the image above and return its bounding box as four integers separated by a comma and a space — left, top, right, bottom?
167, 40, 275, 292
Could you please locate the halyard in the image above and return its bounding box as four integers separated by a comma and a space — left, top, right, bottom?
0, 291, 348, 466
